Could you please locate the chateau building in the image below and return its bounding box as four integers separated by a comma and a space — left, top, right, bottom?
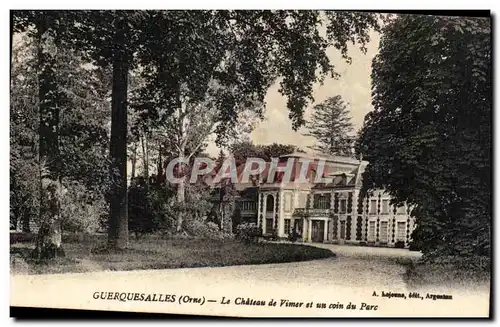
235, 152, 416, 248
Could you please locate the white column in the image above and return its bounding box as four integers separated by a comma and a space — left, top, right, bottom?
323, 220, 328, 242
352, 189, 359, 215
262, 193, 267, 234
257, 193, 262, 229
307, 219, 312, 242
272, 193, 277, 234
302, 219, 307, 242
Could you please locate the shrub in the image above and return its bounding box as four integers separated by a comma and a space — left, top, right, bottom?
270, 228, 279, 241
288, 229, 300, 242
10, 249, 31, 274
60, 181, 106, 234
128, 177, 161, 237
394, 240, 406, 248
10, 232, 35, 244
183, 218, 228, 240
408, 241, 421, 251
235, 223, 262, 243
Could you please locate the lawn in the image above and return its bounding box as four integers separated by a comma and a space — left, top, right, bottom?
10, 234, 335, 275
403, 256, 491, 290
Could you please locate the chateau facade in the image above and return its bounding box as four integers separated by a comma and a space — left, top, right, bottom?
235, 152, 416, 248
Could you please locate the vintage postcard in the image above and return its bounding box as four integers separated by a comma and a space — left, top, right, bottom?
9, 10, 491, 318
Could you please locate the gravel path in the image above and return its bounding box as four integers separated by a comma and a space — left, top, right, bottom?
167, 243, 422, 291
12, 243, 422, 290
11, 244, 490, 317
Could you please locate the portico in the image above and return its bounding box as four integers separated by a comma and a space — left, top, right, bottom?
248, 152, 416, 248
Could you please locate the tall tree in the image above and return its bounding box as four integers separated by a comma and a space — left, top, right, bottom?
11, 11, 69, 257
11, 32, 40, 233
303, 95, 354, 156
74, 11, 148, 249
358, 14, 491, 263
107, 15, 132, 249
11, 14, 112, 256
13, 10, 144, 250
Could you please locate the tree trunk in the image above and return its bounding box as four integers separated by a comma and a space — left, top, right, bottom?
21, 207, 31, 233
219, 187, 224, 231
176, 173, 186, 232
33, 181, 64, 259
141, 132, 149, 180
220, 204, 225, 231
157, 144, 163, 183
108, 17, 129, 250
33, 15, 64, 259
175, 95, 188, 233
130, 143, 137, 180
176, 123, 187, 232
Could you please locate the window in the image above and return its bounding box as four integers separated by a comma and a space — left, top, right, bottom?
313, 194, 330, 209
339, 199, 347, 214
382, 200, 390, 214
397, 205, 407, 214
380, 221, 388, 242
368, 221, 376, 241
310, 170, 317, 183
265, 218, 274, 233
294, 219, 303, 235
241, 201, 256, 211
242, 214, 258, 224
284, 193, 292, 212
333, 175, 345, 186
369, 200, 377, 214
340, 221, 346, 239
397, 222, 406, 241
297, 193, 307, 208
266, 195, 274, 212
284, 219, 291, 235
274, 172, 283, 183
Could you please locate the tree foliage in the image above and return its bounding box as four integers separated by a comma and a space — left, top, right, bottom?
358, 14, 491, 262
11, 10, 381, 246
10, 34, 40, 232
10, 31, 111, 244
303, 95, 354, 156
132, 10, 381, 143
229, 141, 300, 167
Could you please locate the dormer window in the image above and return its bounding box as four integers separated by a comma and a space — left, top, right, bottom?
309, 170, 316, 183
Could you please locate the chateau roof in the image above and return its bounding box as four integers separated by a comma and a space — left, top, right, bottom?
280, 152, 367, 166
227, 152, 368, 189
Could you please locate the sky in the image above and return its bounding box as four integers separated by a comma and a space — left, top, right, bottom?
206, 29, 381, 157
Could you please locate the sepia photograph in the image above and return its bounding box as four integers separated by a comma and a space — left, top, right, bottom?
9, 9, 492, 318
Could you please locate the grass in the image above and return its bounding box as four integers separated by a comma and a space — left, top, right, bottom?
10, 233, 335, 275
403, 256, 491, 290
